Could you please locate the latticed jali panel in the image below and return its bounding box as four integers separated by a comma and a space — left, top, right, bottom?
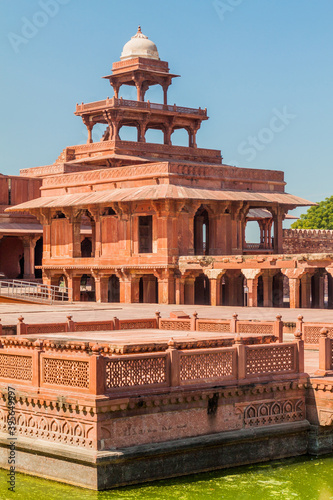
238, 323, 274, 334
74, 322, 111, 332
0, 354, 32, 381
42, 358, 89, 388
304, 326, 333, 344
160, 320, 191, 331
197, 322, 230, 333
180, 351, 234, 382
27, 324, 66, 334
246, 346, 295, 375
105, 356, 166, 388
120, 320, 156, 330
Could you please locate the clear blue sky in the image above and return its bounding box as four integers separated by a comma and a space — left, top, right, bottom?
1, 0, 332, 224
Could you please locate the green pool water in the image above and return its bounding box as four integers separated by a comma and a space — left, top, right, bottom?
0, 455, 332, 500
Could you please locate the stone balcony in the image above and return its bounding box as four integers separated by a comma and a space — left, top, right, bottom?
75, 97, 208, 118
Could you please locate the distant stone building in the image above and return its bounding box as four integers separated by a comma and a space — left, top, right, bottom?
0, 175, 42, 279
6, 27, 333, 308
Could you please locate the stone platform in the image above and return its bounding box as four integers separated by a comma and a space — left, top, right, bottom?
0, 307, 332, 489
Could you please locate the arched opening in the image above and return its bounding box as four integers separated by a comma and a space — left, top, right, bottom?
34, 237, 43, 279
328, 273, 333, 309
222, 270, 244, 306
118, 125, 138, 142
81, 237, 92, 258
102, 207, 116, 216
80, 274, 95, 302
257, 276, 264, 307
80, 209, 94, 258
145, 128, 164, 144
245, 221, 261, 248
118, 85, 137, 101
194, 207, 209, 255
138, 215, 153, 253
272, 272, 285, 307
108, 275, 120, 303
244, 209, 273, 252
0, 237, 24, 279
58, 274, 68, 301
171, 128, 189, 147
311, 270, 325, 309
195, 274, 210, 305
53, 211, 66, 219
144, 85, 163, 103
283, 275, 290, 308
18, 253, 24, 279
139, 275, 158, 303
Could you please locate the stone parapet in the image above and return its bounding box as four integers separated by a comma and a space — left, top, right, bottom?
283, 228, 333, 254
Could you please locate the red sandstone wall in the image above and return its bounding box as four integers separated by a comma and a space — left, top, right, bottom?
101, 216, 126, 256
51, 219, 71, 257
0, 237, 23, 278
283, 229, 333, 254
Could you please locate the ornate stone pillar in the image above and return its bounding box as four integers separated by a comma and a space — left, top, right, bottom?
157, 276, 175, 304
94, 274, 109, 303
163, 125, 172, 145
272, 207, 284, 253
137, 121, 147, 143
231, 204, 246, 254
204, 269, 225, 307
175, 276, 185, 305
312, 272, 325, 309
67, 275, 81, 302
326, 268, 333, 309
241, 269, 262, 307
83, 117, 94, 144
117, 271, 139, 304
184, 277, 195, 305
194, 215, 204, 255
22, 236, 36, 280
162, 81, 170, 106
301, 273, 312, 309
262, 271, 273, 307
111, 82, 120, 99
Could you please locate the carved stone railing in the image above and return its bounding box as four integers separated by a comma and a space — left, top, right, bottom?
75, 97, 207, 117
0, 337, 303, 396
157, 313, 283, 342
295, 316, 333, 346
15, 316, 157, 335
11, 313, 283, 342
317, 328, 333, 375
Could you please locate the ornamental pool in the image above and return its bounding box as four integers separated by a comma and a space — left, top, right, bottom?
1, 455, 332, 500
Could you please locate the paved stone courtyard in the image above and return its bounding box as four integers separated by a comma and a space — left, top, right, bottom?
0, 301, 332, 325
0, 301, 327, 375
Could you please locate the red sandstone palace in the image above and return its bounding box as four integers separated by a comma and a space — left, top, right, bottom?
4, 27, 333, 308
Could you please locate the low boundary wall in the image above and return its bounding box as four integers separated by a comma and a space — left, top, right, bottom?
0, 335, 303, 396
10, 313, 283, 342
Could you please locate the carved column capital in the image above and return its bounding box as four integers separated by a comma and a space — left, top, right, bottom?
241, 268, 262, 281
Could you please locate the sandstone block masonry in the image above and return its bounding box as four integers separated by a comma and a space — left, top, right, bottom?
283, 229, 333, 254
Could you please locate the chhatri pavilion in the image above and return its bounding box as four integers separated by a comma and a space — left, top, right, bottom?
8, 27, 333, 309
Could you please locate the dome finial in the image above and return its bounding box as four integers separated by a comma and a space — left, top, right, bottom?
120, 26, 160, 61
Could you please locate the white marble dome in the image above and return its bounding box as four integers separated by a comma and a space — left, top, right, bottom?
120, 26, 160, 61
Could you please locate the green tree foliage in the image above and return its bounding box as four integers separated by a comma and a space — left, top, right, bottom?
291, 196, 333, 229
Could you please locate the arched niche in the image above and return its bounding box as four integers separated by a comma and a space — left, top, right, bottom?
194, 206, 210, 255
